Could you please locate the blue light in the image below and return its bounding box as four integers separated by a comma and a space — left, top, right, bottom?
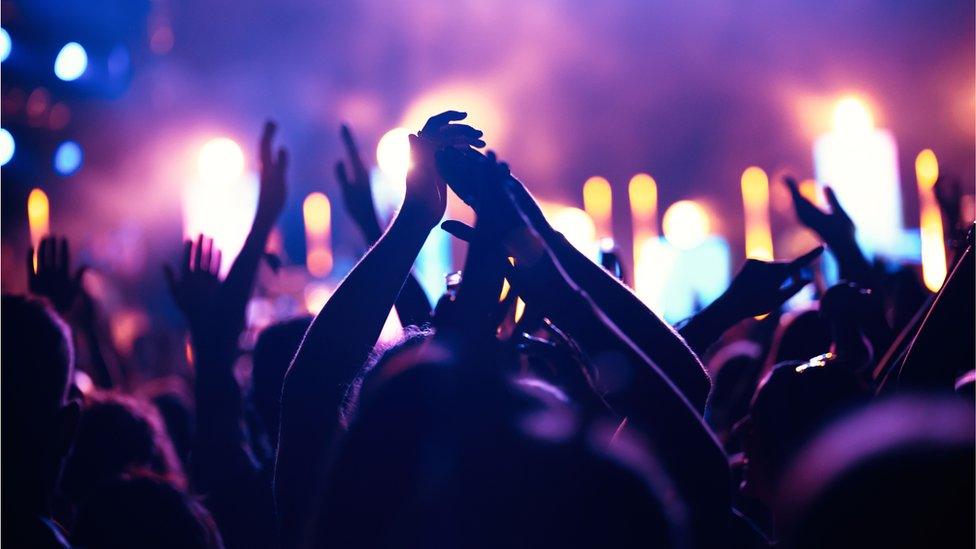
54, 42, 88, 81
54, 141, 83, 175
0, 29, 10, 62
0, 129, 14, 166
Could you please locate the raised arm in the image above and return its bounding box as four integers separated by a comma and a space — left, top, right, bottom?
678, 247, 823, 355
335, 124, 431, 327
784, 176, 875, 291
275, 111, 483, 548
436, 148, 711, 410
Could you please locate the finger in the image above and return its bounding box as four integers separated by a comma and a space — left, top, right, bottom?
277, 149, 289, 179
181, 240, 192, 275
27, 246, 36, 278
422, 110, 467, 133
786, 246, 825, 271
824, 186, 851, 221
59, 239, 70, 276
784, 175, 801, 196
261, 120, 277, 167
212, 248, 222, 276
39, 238, 50, 271
335, 161, 350, 188
441, 125, 484, 139
340, 125, 366, 172
441, 220, 476, 242
193, 234, 204, 272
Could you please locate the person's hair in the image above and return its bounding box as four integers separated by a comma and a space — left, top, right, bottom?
250, 316, 312, 444
778, 397, 975, 549
745, 358, 868, 494
1, 294, 74, 424
61, 391, 186, 504
72, 473, 224, 549
1, 294, 77, 520
764, 309, 831, 369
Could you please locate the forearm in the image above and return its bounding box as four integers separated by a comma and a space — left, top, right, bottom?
357, 212, 432, 328
545, 233, 711, 410
678, 297, 740, 357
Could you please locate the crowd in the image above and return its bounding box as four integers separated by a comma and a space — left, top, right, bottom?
3, 111, 974, 548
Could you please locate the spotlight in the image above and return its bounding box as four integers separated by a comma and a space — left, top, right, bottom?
54, 42, 88, 81
376, 127, 411, 181
198, 137, 245, 183
662, 200, 710, 251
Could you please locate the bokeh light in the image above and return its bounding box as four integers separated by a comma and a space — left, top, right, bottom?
662, 200, 710, 250
0, 28, 10, 62
915, 149, 946, 292
741, 166, 773, 260
0, 128, 14, 166
198, 137, 245, 183
54, 140, 83, 175
376, 127, 411, 181
550, 207, 597, 254
915, 149, 939, 189
582, 176, 612, 238
303, 192, 333, 277
54, 42, 88, 81
27, 188, 50, 252
832, 96, 874, 135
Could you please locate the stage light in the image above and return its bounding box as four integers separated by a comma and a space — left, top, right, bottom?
915, 149, 946, 292
832, 96, 874, 136
54, 42, 88, 81
54, 140, 83, 175
551, 207, 597, 255
0, 128, 14, 166
304, 282, 332, 314
198, 137, 245, 183
741, 166, 774, 260
629, 173, 658, 302
28, 188, 50, 258
0, 29, 10, 62
376, 127, 411, 182
303, 192, 333, 277
662, 200, 710, 251
583, 176, 612, 237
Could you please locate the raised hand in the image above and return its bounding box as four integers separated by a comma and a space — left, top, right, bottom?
784, 176, 854, 246
336, 125, 382, 242
255, 121, 288, 228
718, 247, 824, 319
28, 235, 87, 313
164, 234, 222, 333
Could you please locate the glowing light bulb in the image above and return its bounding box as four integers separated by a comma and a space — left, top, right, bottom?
662, 200, 710, 251
832, 96, 874, 136
54, 42, 88, 81
741, 166, 774, 260
915, 149, 946, 292
0, 128, 14, 166
376, 127, 411, 181
303, 192, 333, 277
583, 176, 612, 238
198, 137, 245, 183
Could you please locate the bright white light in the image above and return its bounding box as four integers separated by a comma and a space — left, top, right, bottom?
832, 96, 874, 136
662, 200, 710, 251
551, 207, 597, 255
376, 127, 411, 182
0, 128, 14, 166
182, 170, 259, 276
54, 140, 83, 175
0, 29, 10, 62
54, 42, 88, 81
198, 137, 245, 183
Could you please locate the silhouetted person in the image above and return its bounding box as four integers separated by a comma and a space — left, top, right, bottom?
1, 295, 80, 547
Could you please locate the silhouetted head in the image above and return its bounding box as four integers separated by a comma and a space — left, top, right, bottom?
705, 341, 763, 444
1, 294, 79, 518
315, 339, 687, 548
61, 391, 185, 506
72, 474, 223, 549
251, 316, 312, 444
778, 397, 975, 548
765, 309, 831, 368
739, 355, 868, 505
